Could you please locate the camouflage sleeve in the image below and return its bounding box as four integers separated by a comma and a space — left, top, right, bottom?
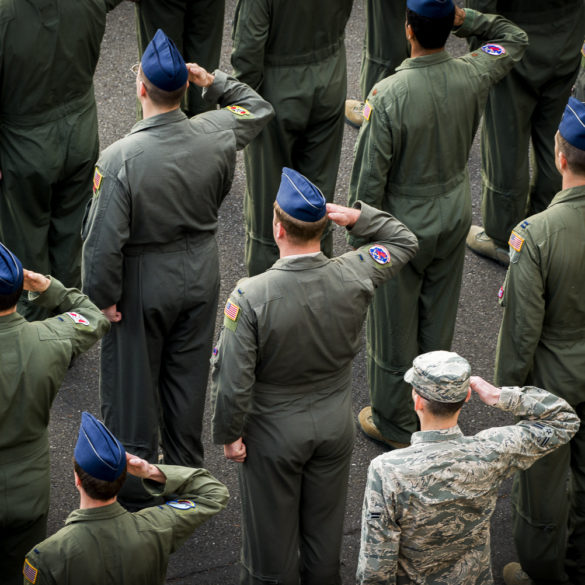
357, 461, 399, 585
479, 386, 579, 473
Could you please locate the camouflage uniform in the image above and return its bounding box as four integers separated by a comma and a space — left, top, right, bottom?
357, 385, 579, 585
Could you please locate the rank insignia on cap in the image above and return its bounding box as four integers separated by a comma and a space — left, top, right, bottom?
481, 44, 506, 56
227, 105, 253, 117
23, 559, 38, 584
93, 168, 103, 196
369, 245, 391, 265
508, 231, 525, 253
363, 101, 373, 121
167, 499, 197, 510
66, 312, 90, 326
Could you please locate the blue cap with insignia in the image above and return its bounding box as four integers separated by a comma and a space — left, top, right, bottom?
407, 0, 454, 18
74, 412, 126, 481
276, 168, 326, 222
0, 242, 23, 295
141, 29, 188, 92
559, 97, 585, 151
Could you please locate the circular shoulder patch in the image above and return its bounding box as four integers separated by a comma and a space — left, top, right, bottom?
481, 44, 506, 56
167, 499, 197, 510
66, 312, 90, 326
369, 245, 391, 265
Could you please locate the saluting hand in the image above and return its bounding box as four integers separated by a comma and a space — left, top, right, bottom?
22, 269, 51, 293
326, 203, 360, 228
186, 63, 215, 88
470, 376, 501, 406
224, 437, 247, 463
126, 452, 166, 483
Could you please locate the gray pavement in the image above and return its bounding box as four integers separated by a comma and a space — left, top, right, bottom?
46, 1, 516, 583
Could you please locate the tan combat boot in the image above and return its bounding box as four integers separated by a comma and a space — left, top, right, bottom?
466, 225, 510, 266
503, 563, 534, 585
345, 99, 365, 128
358, 406, 410, 449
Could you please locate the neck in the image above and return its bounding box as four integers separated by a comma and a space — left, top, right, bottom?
279, 241, 321, 258
561, 171, 585, 191
0, 306, 17, 317
141, 100, 180, 120
410, 40, 445, 59
79, 492, 117, 510
419, 414, 459, 432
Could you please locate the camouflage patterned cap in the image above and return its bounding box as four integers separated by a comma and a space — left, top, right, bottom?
404, 351, 471, 403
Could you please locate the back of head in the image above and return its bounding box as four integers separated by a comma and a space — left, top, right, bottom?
139, 29, 188, 108
74, 412, 127, 500
406, 0, 455, 50
558, 97, 585, 176
273, 167, 328, 244
0, 242, 23, 311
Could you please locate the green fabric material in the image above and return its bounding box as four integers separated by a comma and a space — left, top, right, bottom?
81, 71, 273, 506
495, 185, 585, 583
0, 278, 109, 583
0, 0, 121, 321
23, 466, 229, 585
135, 0, 225, 117
231, 0, 353, 276
359, 0, 409, 99
347, 9, 528, 442
466, 0, 585, 247
211, 203, 418, 584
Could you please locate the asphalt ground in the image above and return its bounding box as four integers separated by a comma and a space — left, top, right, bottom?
46, 1, 518, 583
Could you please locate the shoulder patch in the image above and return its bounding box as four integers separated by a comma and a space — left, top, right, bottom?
166, 499, 197, 511
498, 285, 504, 300
508, 231, 525, 253
369, 245, 391, 266
363, 100, 373, 121
224, 299, 240, 332
481, 43, 506, 56
227, 105, 253, 118
65, 312, 90, 326
23, 559, 38, 584
92, 168, 103, 196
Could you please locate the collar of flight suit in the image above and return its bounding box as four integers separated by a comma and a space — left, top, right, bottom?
269, 252, 330, 272
128, 107, 187, 135
0, 311, 26, 330
65, 501, 128, 525
548, 184, 585, 209
396, 50, 452, 72
410, 424, 463, 445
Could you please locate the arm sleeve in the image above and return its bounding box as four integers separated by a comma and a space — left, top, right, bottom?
209, 295, 258, 444
231, 0, 270, 91
357, 462, 399, 585
494, 232, 544, 387
199, 69, 275, 150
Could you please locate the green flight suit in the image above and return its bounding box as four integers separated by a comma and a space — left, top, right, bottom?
211, 203, 418, 585
574, 41, 585, 102
359, 0, 409, 100
466, 0, 585, 247
495, 186, 585, 585
82, 71, 273, 509
0, 279, 109, 585
0, 0, 122, 322
231, 0, 354, 276
348, 9, 528, 444
23, 465, 229, 584
134, 0, 225, 117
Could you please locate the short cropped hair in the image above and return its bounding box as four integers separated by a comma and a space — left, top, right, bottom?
406, 8, 455, 50
0, 282, 23, 312
138, 66, 187, 108
74, 459, 127, 501
415, 391, 466, 418
273, 201, 328, 244
557, 133, 585, 176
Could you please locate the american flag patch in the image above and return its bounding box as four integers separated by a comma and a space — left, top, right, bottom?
23, 559, 38, 584
363, 101, 373, 121
224, 300, 240, 322
93, 168, 103, 195
508, 231, 524, 252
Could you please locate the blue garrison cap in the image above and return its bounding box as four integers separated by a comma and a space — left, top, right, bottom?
559, 97, 585, 151
74, 412, 126, 482
407, 0, 455, 18
0, 242, 23, 296
276, 168, 326, 222
141, 29, 188, 91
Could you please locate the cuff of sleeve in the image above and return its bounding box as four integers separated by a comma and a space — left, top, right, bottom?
494, 386, 521, 411
28, 277, 65, 308
454, 8, 478, 37
203, 69, 228, 103
346, 200, 371, 248
142, 465, 185, 496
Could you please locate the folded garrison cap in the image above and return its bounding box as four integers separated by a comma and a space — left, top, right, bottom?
404, 351, 471, 403
74, 412, 126, 481
407, 0, 455, 18
276, 168, 327, 222
559, 97, 585, 151
0, 242, 23, 295
141, 29, 188, 91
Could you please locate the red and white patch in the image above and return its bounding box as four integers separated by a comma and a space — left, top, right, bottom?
66, 312, 90, 326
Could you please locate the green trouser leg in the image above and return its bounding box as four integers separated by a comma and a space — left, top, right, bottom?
135, 0, 225, 117
0, 513, 48, 585
481, 17, 583, 248
101, 238, 219, 509
0, 106, 98, 321
243, 50, 346, 276
359, 0, 408, 99
368, 231, 466, 444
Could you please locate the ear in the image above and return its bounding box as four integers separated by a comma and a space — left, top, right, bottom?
74, 471, 81, 488
138, 80, 147, 98
274, 221, 285, 241
413, 391, 425, 412
558, 150, 568, 172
